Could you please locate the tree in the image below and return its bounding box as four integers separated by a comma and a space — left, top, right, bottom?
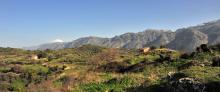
196, 44, 211, 53
37, 51, 48, 59
150, 46, 157, 50
160, 45, 166, 48
200, 44, 210, 52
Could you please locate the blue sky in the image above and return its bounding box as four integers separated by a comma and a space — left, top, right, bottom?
0, 0, 220, 48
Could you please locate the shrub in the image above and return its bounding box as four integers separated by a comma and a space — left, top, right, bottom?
20, 65, 50, 84
197, 44, 212, 53
210, 43, 220, 51
10, 79, 25, 92
196, 47, 202, 53
150, 46, 157, 50
129, 56, 147, 65
89, 48, 120, 67
36, 51, 48, 59
201, 44, 211, 53
212, 56, 220, 67
78, 44, 104, 54
48, 65, 64, 74
180, 53, 191, 59
10, 65, 23, 73
96, 62, 128, 73
156, 54, 174, 63
53, 75, 74, 87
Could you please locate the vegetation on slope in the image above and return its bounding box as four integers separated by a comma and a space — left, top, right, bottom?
0, 44, 220, 92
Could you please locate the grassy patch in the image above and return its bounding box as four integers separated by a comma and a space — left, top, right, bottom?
181, 66, 220, 83
0, 67, 11, 73
74, 76, 137, 92
22, 65, 49, 74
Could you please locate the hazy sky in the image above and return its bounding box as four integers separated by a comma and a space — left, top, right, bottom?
0, 0, 220, 48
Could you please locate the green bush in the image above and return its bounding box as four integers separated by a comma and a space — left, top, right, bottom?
129, 56, 147, 65
21, 65, 50, 84
10, 79, 25, 92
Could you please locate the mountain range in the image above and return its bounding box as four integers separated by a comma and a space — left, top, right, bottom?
25, 20, 220, 52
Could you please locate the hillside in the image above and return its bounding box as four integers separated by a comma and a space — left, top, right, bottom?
25, 20, 220, 52
1, 44, 220, 92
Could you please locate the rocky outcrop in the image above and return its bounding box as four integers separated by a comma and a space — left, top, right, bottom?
167, 72, 205, 92
189, 20, 220, 45
167, 29, 208, 52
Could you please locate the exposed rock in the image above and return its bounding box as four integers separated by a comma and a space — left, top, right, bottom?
167, 72, 205, 92
175, 77, 205, 92
145, 31, 176, 47
189, 20, 220, 45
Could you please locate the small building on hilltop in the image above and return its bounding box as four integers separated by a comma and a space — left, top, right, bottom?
139, 47, 151, 54
28, 54, 39, 60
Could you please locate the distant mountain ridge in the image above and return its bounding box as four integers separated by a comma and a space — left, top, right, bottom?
25, 20, 220, 52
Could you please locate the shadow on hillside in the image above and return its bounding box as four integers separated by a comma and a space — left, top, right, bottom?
204, 81, 220, 92
126, 82, 171, 92
95, 60, 162, 73
125, 81, 220, 92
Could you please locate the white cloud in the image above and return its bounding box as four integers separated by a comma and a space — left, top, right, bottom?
52, 39, 64, 43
